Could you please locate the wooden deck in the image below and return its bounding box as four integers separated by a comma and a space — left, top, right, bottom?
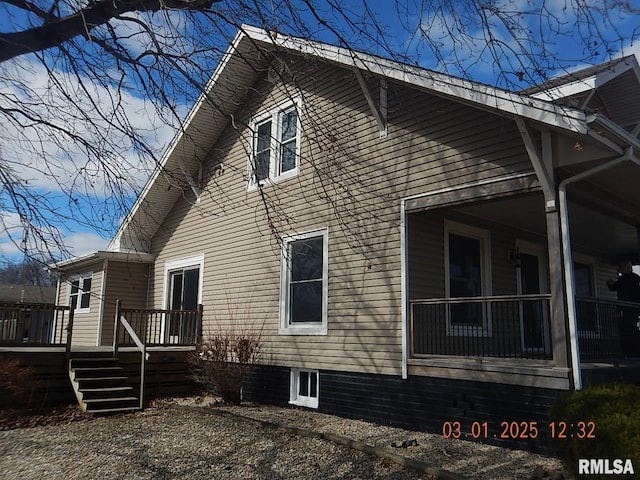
1, 346, 197, 408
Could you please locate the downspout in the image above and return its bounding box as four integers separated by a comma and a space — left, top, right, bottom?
400, 199, 408, 379
559, 146, 634, 390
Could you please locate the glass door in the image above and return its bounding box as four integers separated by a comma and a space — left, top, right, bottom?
167, 267, 199, 343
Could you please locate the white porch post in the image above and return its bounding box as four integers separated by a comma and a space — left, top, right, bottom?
559, 147, 635, 390
517, 124, 571, 374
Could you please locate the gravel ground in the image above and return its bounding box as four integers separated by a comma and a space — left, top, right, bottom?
0, 396, 569, 480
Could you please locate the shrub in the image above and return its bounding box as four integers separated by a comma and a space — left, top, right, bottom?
0, 358, 41, 408
549, 383, 640, 478
188, 329, 262, 405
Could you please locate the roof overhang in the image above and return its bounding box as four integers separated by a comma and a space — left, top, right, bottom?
52, 250, 155, 272
529, 57, 640, 102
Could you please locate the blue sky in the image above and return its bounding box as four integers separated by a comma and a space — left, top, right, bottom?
1, 1, 639, 263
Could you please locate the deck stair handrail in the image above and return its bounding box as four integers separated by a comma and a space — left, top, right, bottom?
113, 299, 148, 410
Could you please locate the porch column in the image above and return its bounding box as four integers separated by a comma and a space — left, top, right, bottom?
546, 209, 569, 369
520, 124, 571, 370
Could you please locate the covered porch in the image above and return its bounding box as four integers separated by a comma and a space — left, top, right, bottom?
403, 169, 640, 389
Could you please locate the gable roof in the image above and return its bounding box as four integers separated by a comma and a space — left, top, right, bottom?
521, 56, 640, 134
109, 25, 591, 254
522, 55, 640, 98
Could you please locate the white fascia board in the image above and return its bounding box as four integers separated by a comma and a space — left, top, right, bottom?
52, 251, 156, 271
243, 26, 587, 133
529, 77, 596, 101
108, 29, 249, 252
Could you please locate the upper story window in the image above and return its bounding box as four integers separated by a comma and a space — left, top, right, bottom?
249, 97, 302, 189
279, 228, 328, 335
69, 274, 92, 312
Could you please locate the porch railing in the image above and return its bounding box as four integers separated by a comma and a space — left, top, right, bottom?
115, 303, 204, 347
410, 295, 553, 360
0, 302, 73, 346
575, 297, 639, 360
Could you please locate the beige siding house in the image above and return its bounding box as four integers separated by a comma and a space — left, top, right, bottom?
54, 26, 640, 450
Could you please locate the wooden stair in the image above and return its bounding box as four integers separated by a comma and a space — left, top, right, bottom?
68, 355, 141, 414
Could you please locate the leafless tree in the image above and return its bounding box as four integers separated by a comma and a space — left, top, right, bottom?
1, 0, 638, 264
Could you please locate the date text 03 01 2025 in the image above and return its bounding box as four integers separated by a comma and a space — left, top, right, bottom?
442, 421, 596, 440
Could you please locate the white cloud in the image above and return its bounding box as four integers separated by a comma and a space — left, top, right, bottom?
0, 211, 24, 256
64, 231, 110, 257
0, 55, 182, 197
0, 210, 108, 261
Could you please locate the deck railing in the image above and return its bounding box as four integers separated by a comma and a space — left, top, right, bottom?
410, 295, 553, 360
115, 303, 203, 347
0, 302, 73, 346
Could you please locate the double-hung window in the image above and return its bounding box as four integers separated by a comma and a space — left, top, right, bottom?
69, 274, 92, 312
280, 229, 328, 335
249, 97, 301, 188
444, 221, 491, 335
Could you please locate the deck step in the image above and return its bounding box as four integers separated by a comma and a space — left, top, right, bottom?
69, 358, 120, 368
86, 406, 142, 414
80, 386, 135, 400
84, 396, 139, 404
81, 386, 134, 393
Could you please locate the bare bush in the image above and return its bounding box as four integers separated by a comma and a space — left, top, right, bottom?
189, 328, 262, 405
0, 358, 41, 408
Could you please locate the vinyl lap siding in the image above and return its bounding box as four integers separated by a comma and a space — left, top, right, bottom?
149, 58, 535, 376
58, 267, 103, 347
101, 261, 151, 346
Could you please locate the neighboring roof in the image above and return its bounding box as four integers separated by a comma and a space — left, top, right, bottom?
109, 24, 591, 255
52, 250, 155, 272
0, 284, 57, 304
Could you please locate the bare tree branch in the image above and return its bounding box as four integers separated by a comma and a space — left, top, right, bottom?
0, 0, 221, 63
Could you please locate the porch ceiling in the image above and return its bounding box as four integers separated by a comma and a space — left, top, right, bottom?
457, 193, 639, 263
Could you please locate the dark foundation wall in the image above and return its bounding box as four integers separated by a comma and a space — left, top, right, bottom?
243, 364, 562, 454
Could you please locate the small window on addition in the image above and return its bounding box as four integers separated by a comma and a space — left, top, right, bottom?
69, 274, 92, 312
289, 368, 319, 409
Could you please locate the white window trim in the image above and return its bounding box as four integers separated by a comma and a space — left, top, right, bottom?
289, 368, 319, 409
68, 273, 93, 313
162, 254, 205, 343
247, 96, 302, 191
444, 220, 492, 337
279, 228, 329, 335
162, 253, 205, 309
515, 239, 551, 354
